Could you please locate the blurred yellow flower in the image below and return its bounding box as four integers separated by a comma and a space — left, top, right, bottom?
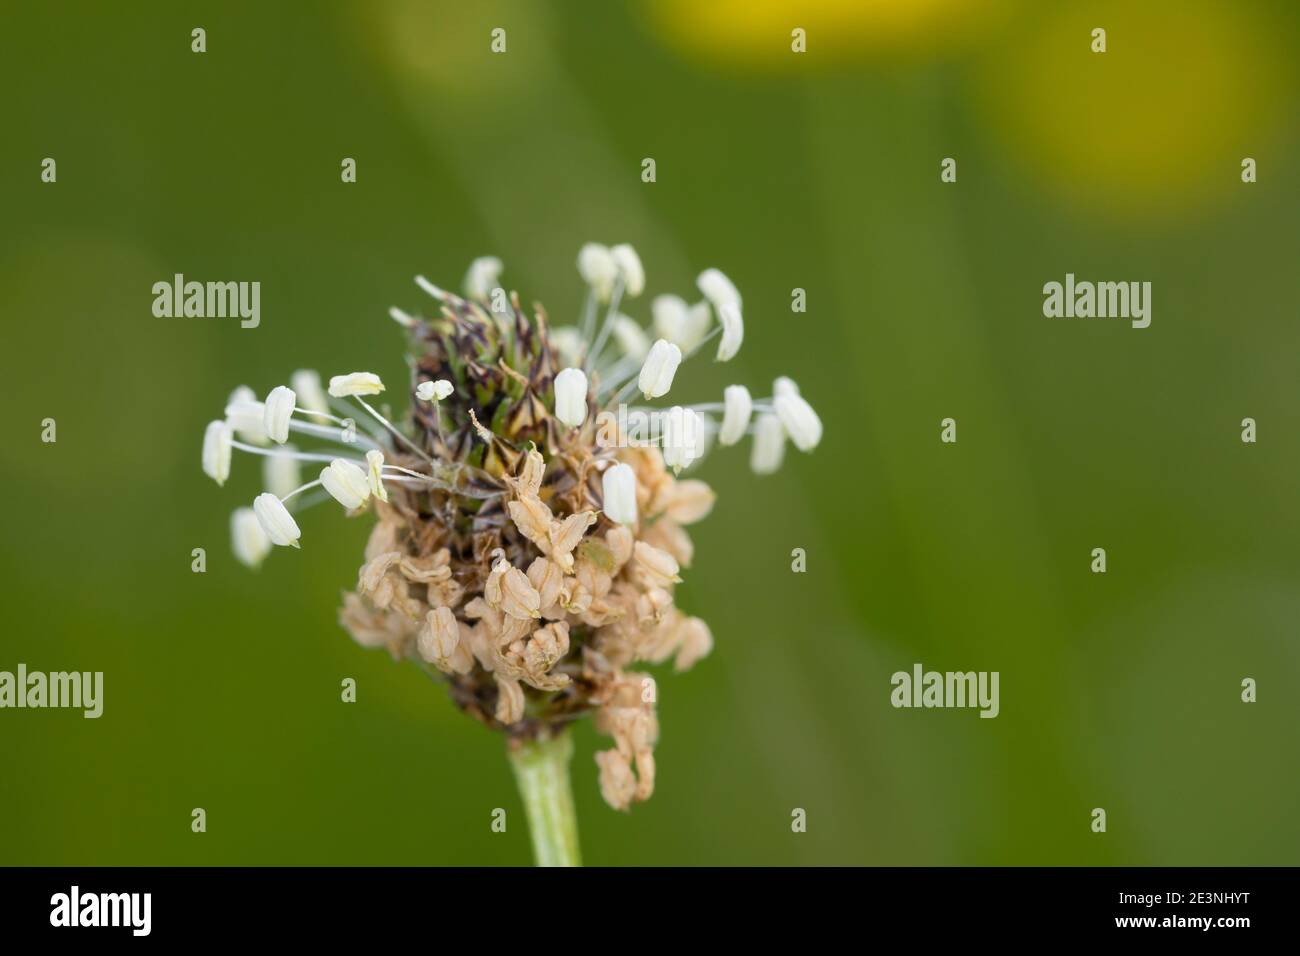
642, 0, 1008, 65
973, 0, 1294, 218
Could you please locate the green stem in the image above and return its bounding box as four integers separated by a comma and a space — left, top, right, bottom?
507, 730, 582, 867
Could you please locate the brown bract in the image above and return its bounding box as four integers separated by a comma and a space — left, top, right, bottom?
336, 303, 714, 810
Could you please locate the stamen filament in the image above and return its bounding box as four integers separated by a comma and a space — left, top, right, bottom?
292, 407, 352, 427
415, 275, 450, 302
685, 401, 773, 414
379, 470, 502, 500
280, 479, 323, 503
577, 288, 597, 357
609, 375, 643, 407
231, 439, 365, 466
383, 464, 436, 481
682, 323, 722, 362
584, 278, 626, 374
287, 419, 382, 451
291, 489, 331, 511
327, 398, 388, 442
353, 397, 435, 464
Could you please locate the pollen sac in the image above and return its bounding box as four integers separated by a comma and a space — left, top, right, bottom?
263, 386, 296, 444
553, 367, 588, 428
320, 459, 371, 510
252, 492, 301, 548
638, 339, 681, 399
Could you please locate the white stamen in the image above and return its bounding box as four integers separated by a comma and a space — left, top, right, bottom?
388, 306, 415, 327
610, 244, 645, 298
415, 275, 450, 301
320, 459, 372, 510
695, 414, 716, 462
253, 492, 302, 548
416, 379, 454, 402
225, 386, 269, 445
328, 372, 385, 397
750, 413, 786, 474
549, 326, 585, 366
263, 385, 296, 444
263, 445, 302, 500
353, 396, 433, 463
651, 294, 687, 345
601, 462, 638, 525
553, 367, 589, 428
290, 370, 331, 419
774, 376, 800, 398
365, 449, 389, 503
638, 339, 682, 400
231, 507, 272, 568
577, 243, 618, 302
774, 387, 822, 452
663, 406, 704, 472
611, 315, 651, 360
685, 302, 713, 350
202, 420, 233, 486
716, 302, 744, 362
465, 256, 503, 300
697, 267, 743, 310
719, 385, 753, 446
652, 294, 710, 351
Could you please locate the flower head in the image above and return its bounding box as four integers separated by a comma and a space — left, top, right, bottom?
202, 244, 821, 811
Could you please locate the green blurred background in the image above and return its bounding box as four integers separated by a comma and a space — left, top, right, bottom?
2, 0, 1298, 865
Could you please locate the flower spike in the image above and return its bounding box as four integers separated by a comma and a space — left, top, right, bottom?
204, 240, 821, 819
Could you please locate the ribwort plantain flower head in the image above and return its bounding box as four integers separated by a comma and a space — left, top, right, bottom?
202, 245, 822, 811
